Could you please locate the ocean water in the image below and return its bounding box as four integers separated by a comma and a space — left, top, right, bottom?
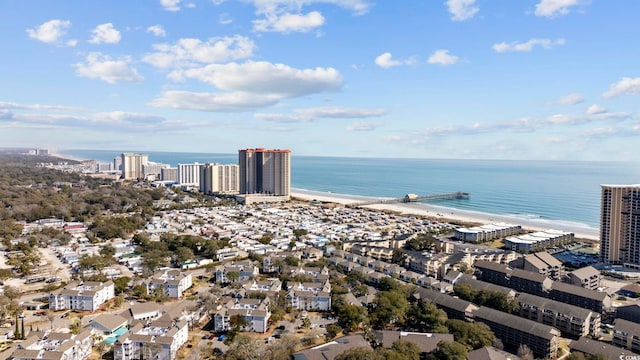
60, 149, 640, 231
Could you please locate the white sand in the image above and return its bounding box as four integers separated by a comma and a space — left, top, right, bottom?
291, 190, 599, 241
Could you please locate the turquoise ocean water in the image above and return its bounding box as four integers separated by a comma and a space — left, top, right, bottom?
60, 149, 640, 231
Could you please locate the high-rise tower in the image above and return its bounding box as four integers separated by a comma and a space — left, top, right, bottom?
600, 184, 640, 266
120, 153, 148, 180
238, 148, 291, 196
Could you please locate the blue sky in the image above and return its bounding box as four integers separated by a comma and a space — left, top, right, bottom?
1, 0, 639, 160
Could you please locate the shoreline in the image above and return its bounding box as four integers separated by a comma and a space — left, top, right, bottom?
291, 189, 600, 241
44, 151, 601, 242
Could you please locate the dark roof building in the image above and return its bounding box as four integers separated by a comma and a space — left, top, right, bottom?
516, 293, 600, 338
374, 331, 454, 356
292, 335, 373, 360
570, 337, 638, 359
613, 318, 640, 353
473, 306, 560, 359
415, 288, 479, 321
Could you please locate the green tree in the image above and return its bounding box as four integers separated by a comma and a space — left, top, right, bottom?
446, 320, 495, 350
230, 314, 248, 331
430, 341, 468, 360
335, 302, 367, 333
325, 324, 342, 340
227, 271, 240, 283
284, 256, 299, 266
405, 234, 436, 251
404, 300, 448, 333
369, 291, 408, 329
381, 340, 422, 360
112, 276, 131, 294
335, 347, 382, 360
293, 229, 308, 240
224, 334, 268, 360
173, 246, 195, 265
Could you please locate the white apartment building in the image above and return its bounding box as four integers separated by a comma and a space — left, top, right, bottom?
143, 270, 193, 298
49, 281, 115, 311
200, 163, 240, 194
215, 261, 259, 283
178, 163, 201, 187
121, 153, 149, 180
114, 319, 189, 360
285, 280, 332, 311
11, 330, 93, 360
214, 298, 271, 333
142, 163, 170, 180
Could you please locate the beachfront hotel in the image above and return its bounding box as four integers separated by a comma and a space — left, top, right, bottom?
600, 185, 640, 267
200, 163, 240, 194
121, 153, 149, 180
238, 148, 291, 204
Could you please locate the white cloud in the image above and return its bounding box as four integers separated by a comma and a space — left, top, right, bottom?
0, 102, 179, 132
347, 121, 379, 131
149, 90, 281, 112
373, 52, 418, 68
375, 53, 400, 68
151, 62, 342, 112
147, 25, 167, 37
75, 53, 144, 84
445, 0, 478, 21
427, 49, 459, 66
26, 19, 71, 44
244, 0, 371, 16
89, 23, 121, 44
586, 104, 607, 115
143, 36, 255, 69
242, 0, 370, 33
554, 93, 584, 105
493, 38, 565, 53
161, 0, 182, 11
66, 39, 78, 47
0, 101, 81, 112
169, 61, 342, 97
535, 0, 580, 18
603, 77, 640, 99
253, 11, 325, 33
219, 13, 234, 24
255, 106, 387, 122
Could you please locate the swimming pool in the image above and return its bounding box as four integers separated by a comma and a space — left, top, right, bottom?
104, 327, 129, 344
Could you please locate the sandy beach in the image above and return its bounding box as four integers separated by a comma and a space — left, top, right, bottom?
291, 190, 599, 241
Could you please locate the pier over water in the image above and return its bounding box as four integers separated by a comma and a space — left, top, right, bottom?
347, 192, 470, 207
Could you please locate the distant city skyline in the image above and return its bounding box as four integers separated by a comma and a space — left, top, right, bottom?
1, 1, 640, 160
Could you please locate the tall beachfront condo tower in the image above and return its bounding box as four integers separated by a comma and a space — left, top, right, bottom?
178, 163, 201, 187
200, 164, 240, 194
600, 185, 640, 267
239, 148, 291, 196
120, 153, 148, 180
